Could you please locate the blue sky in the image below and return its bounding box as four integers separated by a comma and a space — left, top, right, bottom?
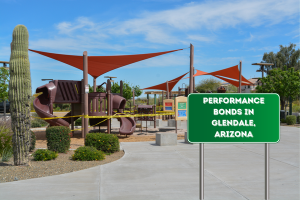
0, 0, 299, 98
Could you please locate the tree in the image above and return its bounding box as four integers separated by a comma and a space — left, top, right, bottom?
262, 43, 300, 72
195, 78, 221, 93
226, 84, 238, 93
9, 25, 32, 166
89, 81, 142, 100
0, 67, 9, 102
255, 66, 300, 115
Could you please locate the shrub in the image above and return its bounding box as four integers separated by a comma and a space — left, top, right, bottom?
85, 132, 119, 153
75, 118, 82, 126
280, 118, 286, 123
0, 119, 13, 157
29, 131, 36, 152
46, 126, 71, 153
54, 107, 61, 111
31, 113, 48, 127
297, 116, 300, 123
32, 149, 58, 161
286, 115, 296, 125
1, 145, 13, 162
71, 146, 105, 161
31, 120, 42, 128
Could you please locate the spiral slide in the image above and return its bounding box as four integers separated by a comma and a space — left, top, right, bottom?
112, 95, 136, 135
33, 96, 71, 127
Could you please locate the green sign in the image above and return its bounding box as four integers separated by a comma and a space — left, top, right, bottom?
188, 94, 280, 143
178, 102, 186, 109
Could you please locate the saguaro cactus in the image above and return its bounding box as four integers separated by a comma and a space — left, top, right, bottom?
9, 25, 32, 166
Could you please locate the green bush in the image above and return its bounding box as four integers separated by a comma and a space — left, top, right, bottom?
46, 126, 71, 153
0, 120, 13, 157
30, 131, 36, 152
280, 118, 286, 123
32, 149, 58, 161
31, 113, 48, 127
75, 118, 82, 126
286, 115, 296, 125
85, 132, 119, 153
1, 145, 13, 162
297, 116, 300, 123
31, 120, 42, 128
71, 146, 105, 161
54, 107, 61, 111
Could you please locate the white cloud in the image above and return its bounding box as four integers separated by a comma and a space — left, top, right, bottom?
187, 35, 213, 42
26, 0, 298, 51
245, 33, 255, 42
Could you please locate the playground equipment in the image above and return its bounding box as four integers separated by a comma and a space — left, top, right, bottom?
134, 105, 156, 132
33, 79, 136, 136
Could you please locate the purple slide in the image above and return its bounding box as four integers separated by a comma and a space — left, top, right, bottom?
33, 96, 70, 127
112, 95, 136, 135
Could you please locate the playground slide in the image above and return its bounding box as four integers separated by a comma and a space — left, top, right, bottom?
112, 95, 136, 135
33, 97, 70, 127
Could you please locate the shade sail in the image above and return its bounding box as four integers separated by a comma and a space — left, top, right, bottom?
141, 72, 189, 91
29, 48, 184, 78
184, 65, 253, 87
208, 65, 252, 85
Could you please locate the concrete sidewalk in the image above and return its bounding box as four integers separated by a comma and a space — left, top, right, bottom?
0, 126, 298, 200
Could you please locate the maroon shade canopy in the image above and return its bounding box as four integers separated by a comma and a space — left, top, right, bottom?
184, 65, 253, 87
29, 48, 184, 78
141, 72, 189, 91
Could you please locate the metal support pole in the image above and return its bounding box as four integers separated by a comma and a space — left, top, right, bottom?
120, 80, 123, 97
239, 60, 242, 93
83, 51, 89, 140
189, 44, 194, 94
71, 103, 74, 136
166, 81, 169, 99
107, 90, 111, 134
147, 94, 149, 105
81, 79, 84, 138
200, 143, 204, 200
175, 120, 177, 134
132, 89, 135, 107
265, 143, 269, 200
154, 105, 156, 128
154, 94, 156, 106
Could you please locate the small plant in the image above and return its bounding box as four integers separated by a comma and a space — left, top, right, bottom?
46, 126, 71, 153
85, 132, 119, 153
297, 116, 300, 123
31, 120, 42, 128
0, 119, 13, 157
54, 107, 61, 111
71, 146, 105, 161
75, 118, 82, 126
1, 145, 13, 162
32, 149, 58, 161
286, 115, 296, 125
29, 131, 36, 152
280, 118, 286, 123
31, 113, 48, 127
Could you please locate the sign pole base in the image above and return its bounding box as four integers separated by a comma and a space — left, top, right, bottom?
265, 143, 269, 200
200, 143, 204, 200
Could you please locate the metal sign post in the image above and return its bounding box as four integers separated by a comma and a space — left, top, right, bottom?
265, 143, 269, 200
188, 93, 279, 200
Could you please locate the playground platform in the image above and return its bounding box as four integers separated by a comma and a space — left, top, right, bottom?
0, 126, 298, 200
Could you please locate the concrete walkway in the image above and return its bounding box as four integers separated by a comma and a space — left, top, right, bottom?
0, 126, 298, 200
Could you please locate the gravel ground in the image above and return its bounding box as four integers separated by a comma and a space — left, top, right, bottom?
0, 149, 124, 183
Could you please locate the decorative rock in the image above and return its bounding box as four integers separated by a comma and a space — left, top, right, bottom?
14, 177, 18, 181
156, 133, 177, 146
167, 119, 181, 127
150, 119, 162, 127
